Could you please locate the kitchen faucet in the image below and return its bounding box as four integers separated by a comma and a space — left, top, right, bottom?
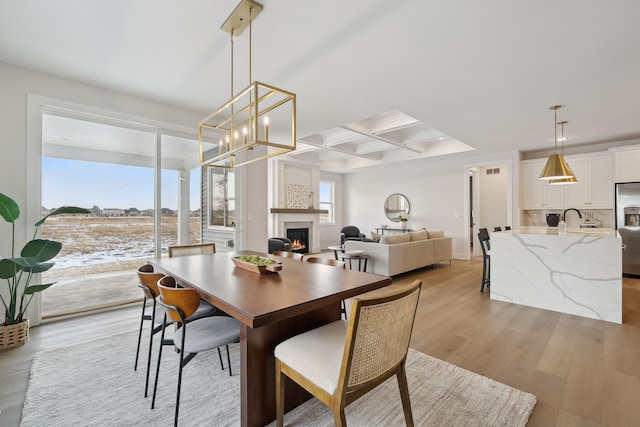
563, 208, 583, 222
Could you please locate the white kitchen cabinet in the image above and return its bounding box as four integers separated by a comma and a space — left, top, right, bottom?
522, 160, 565, 209
563, 154, 613, 209
612, 146, 640, 182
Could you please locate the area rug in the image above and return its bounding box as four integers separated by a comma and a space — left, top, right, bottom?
21, 331, 536, 426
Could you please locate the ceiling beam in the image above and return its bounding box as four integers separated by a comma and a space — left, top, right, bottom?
340, 124, 422, 153
296, 138, 381, 161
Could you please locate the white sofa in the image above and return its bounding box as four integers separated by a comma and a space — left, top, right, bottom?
343, 229, 452, 276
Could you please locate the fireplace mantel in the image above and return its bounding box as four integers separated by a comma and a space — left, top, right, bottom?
270, 208, 328, 214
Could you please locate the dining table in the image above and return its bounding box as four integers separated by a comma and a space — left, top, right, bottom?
150, 250, 392, 427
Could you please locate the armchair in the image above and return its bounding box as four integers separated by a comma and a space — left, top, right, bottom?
339, 225, 366, 246
268, 237, 292, 254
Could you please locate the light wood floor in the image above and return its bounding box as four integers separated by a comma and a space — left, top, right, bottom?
1, 258, 639, 426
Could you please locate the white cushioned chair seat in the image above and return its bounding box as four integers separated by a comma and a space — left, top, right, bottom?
275, 320, 348, 395
174, 317, 240, 354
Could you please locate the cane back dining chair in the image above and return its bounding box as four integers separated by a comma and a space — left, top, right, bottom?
168, 243, 216, 258
273, 250, 304, 261
275, 279, 422, 427
478, 228, 491, 292
152, 276, 241, 426
134, 264, 216, 397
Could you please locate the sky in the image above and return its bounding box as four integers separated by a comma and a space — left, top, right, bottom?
42, 158, 201, 211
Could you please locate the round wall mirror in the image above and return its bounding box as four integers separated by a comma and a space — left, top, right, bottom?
384, 193, 410, 222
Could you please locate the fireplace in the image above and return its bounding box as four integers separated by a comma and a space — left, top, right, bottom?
286, 228, 309, 254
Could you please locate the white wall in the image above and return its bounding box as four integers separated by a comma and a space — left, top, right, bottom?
237, 156, 268, 252
344, 151, 520, 260
478, 164, 509, 230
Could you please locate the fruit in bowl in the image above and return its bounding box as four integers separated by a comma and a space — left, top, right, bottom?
237, 255, 276, 266
232, 254, 282, 274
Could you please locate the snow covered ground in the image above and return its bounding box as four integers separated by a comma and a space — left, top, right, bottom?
41, 216, 199, 281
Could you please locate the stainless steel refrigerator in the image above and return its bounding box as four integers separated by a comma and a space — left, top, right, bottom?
616, 182, 640, 277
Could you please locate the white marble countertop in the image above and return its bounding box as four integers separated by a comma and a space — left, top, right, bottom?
501, 226, 619, 238
490, 228, 622, 323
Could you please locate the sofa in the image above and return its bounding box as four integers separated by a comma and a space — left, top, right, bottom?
343, 229, 452, 276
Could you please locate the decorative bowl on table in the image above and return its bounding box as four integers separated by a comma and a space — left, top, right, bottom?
231, 255, 282, 274
345, 249, 364, 256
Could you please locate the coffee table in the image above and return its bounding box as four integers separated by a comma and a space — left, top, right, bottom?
327, 245, 344, 260
338, 251, 371, 272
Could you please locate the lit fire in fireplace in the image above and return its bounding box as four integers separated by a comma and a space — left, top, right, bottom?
291, 239, 306, 251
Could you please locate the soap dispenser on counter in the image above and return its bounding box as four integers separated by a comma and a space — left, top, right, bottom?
558, 219, 567, 235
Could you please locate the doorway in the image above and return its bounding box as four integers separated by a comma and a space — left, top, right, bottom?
469, 168, 480, 256
464, 161, 513, 259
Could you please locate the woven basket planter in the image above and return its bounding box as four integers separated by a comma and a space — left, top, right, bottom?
0, 319, 30, 350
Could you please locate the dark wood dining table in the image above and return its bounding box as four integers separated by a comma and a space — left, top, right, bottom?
150, 250, 392, 427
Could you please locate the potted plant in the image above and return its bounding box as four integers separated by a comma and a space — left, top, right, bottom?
397, 212, 410, 230
0, 192, 88, 350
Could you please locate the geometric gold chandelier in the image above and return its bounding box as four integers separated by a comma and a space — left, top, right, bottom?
199, 0, 296, 168
539, 105, 576, 182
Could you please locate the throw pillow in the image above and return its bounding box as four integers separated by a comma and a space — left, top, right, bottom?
427, 230, 445, 239
409, 230, 429, 241
379, 233, 411, 244
371, 231, 382, 240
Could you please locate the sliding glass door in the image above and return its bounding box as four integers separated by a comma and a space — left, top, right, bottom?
40, 112, 203, 319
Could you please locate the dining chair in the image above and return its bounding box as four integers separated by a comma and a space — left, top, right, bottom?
305, 257, 346, 268
275, 280, 422, 427
306, 257, 348, 318
135, 264, 216, 398
168, 243, 216, 257
152, 276, 241, 427
493, 226, 502, 232
504, 226, 511, 230
273, 250, 304, 261
478, 229, 491, 292
135, 264, 171, 398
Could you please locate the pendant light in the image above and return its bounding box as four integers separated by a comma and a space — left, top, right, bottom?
539, 105, 576, 180
549, 120, 577, 185
199, 0, 297, 169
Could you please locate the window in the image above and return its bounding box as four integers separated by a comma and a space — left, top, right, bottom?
319, 181, 334, 224
209, 168, 235, 227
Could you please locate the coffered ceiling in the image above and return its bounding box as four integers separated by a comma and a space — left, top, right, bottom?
2, 1, 640, 172
289, 110, 474, 171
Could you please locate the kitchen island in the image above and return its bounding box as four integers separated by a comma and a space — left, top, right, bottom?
490, 227, 622, 323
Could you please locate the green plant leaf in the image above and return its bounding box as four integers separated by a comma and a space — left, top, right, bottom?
0, 258, 22, 278
34, 206, 90, 227
24, 283, 55, 294
24, 261, 55, 274
0, 192, 20, 223
5, 256, 39, 269
21, 239, 62, 262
